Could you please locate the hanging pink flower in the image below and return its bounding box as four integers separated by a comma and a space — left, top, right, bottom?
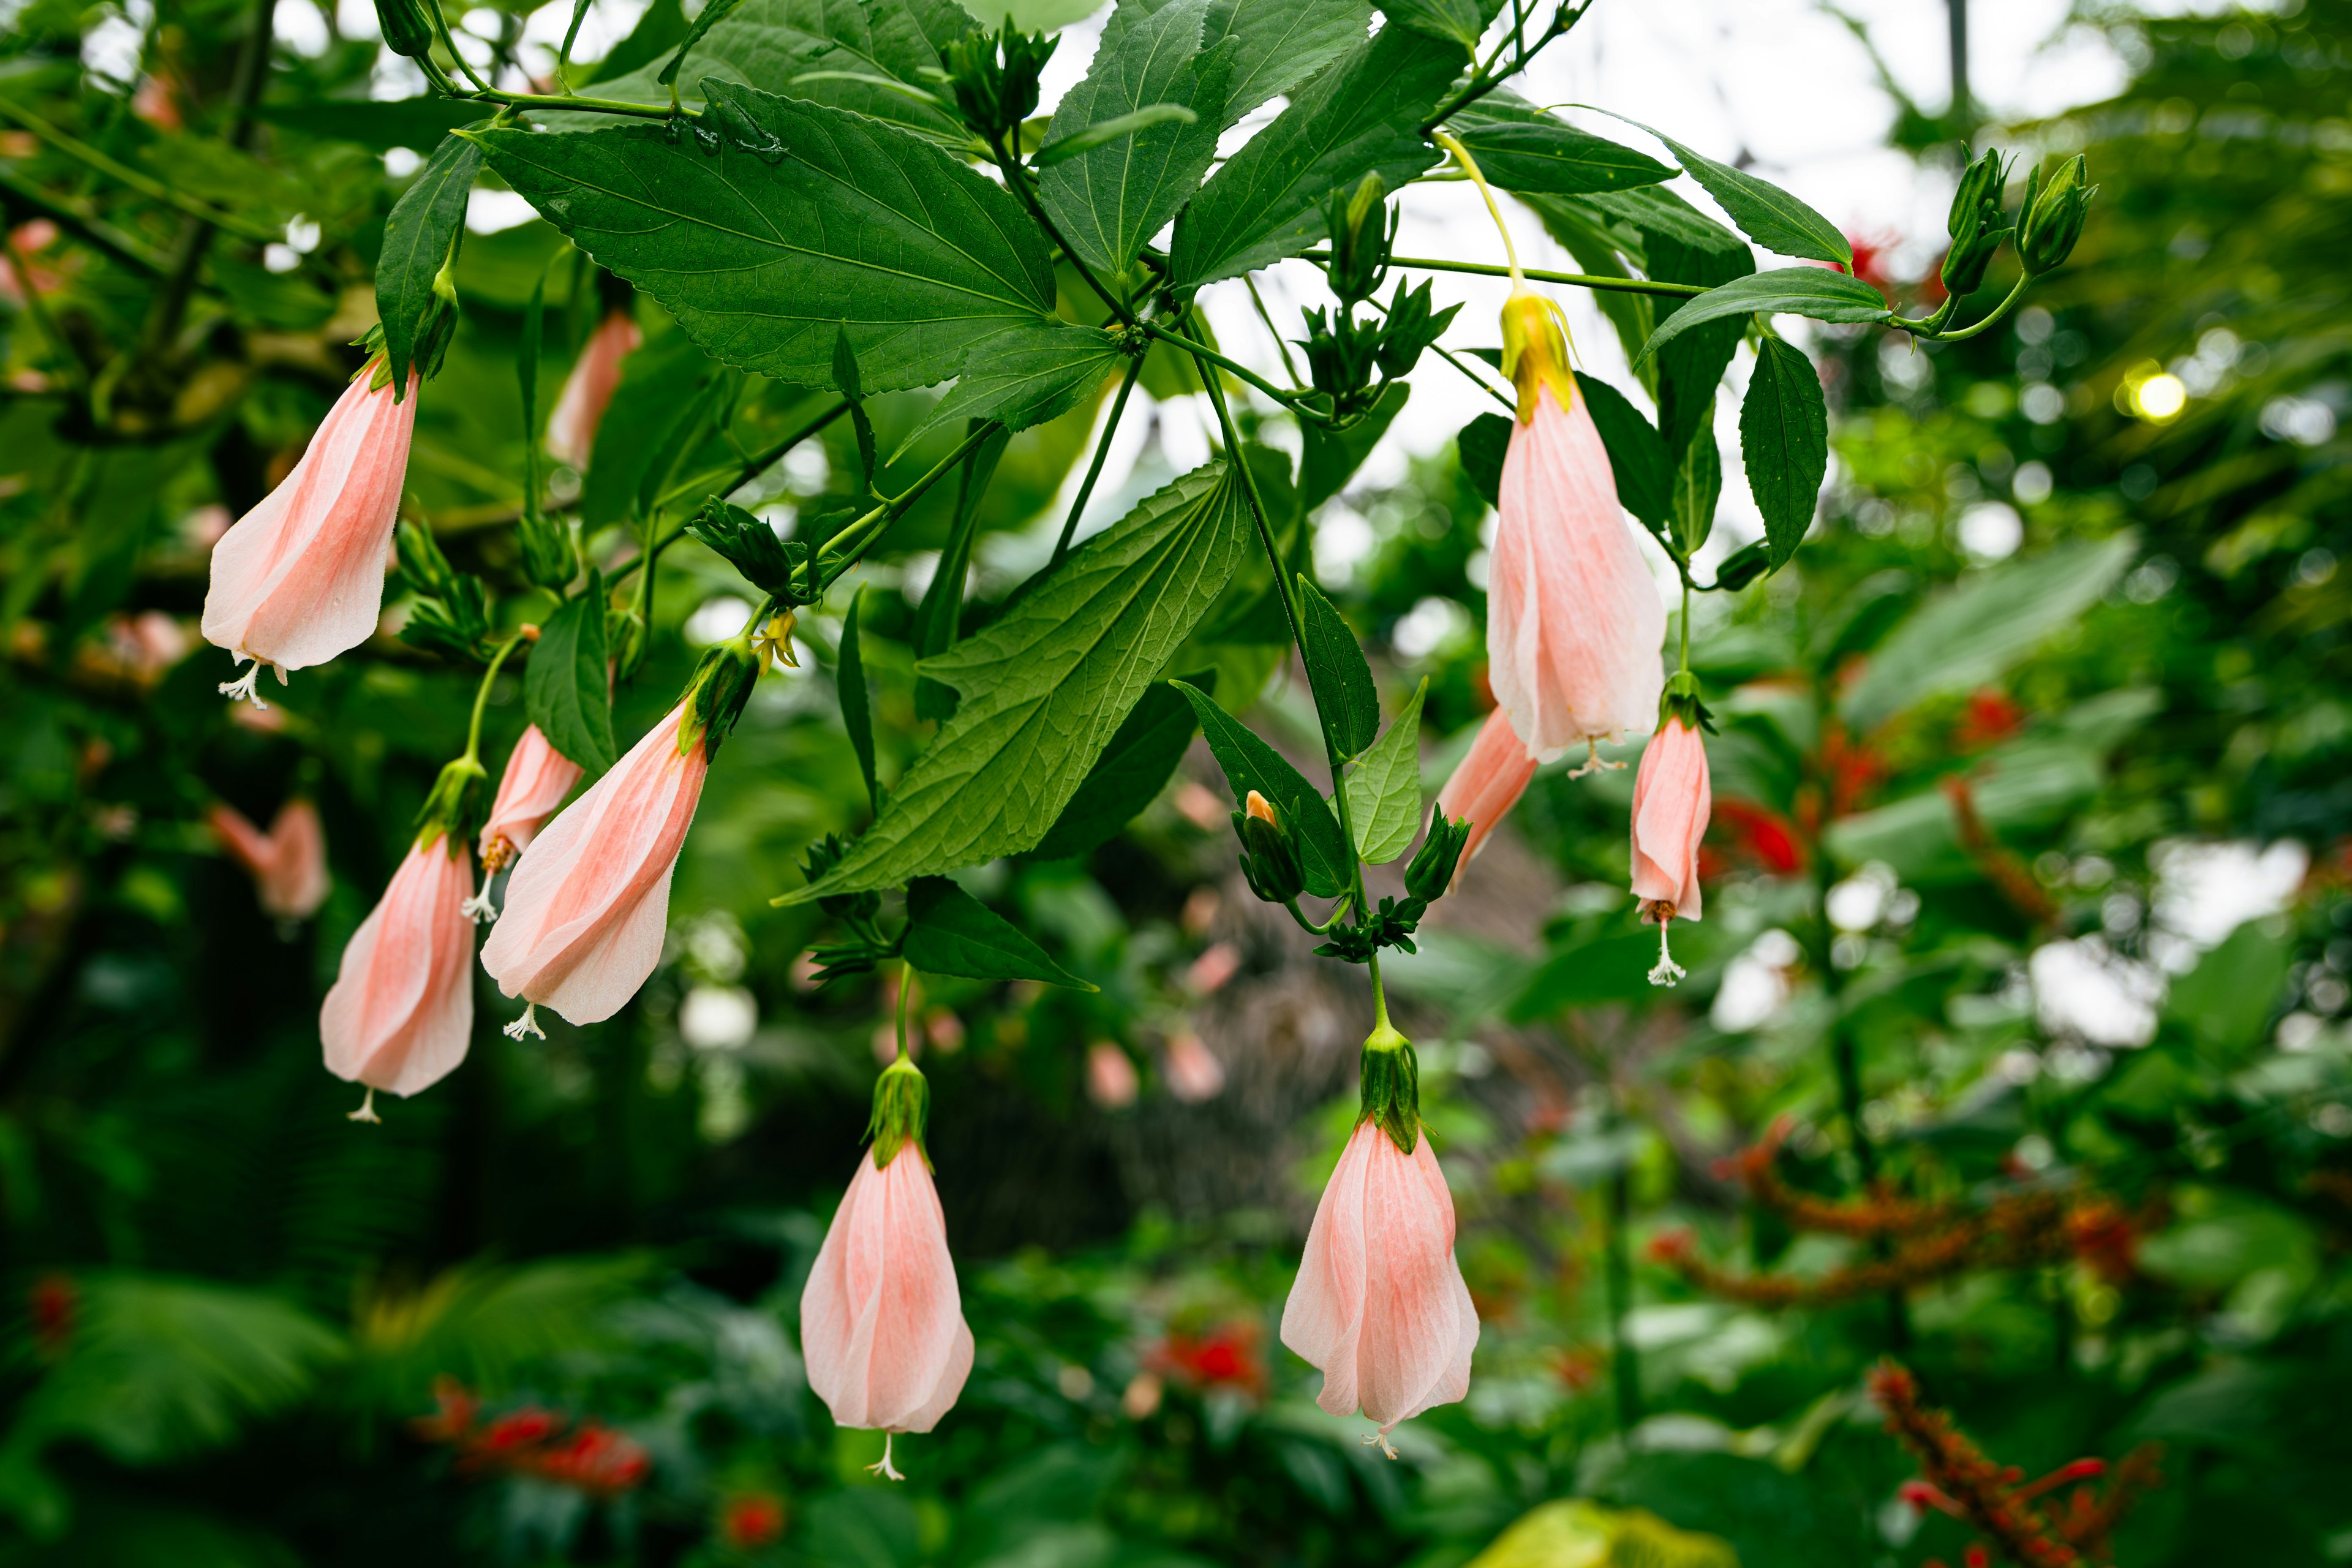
480, 701, 707, 1034
478, 725, 585, 875
322, 834, 475, 1120
1163, 1029, 1225, 1102
1630, 715, 1712, 986
202, 364, 419, 706
208, 797, 330, 921
1434, 708, 1539, 869
1086, 1041, 1139, 1107
802, 1057, 973, 1480
1487, 294, 1664, 771
545, 308, 641, 470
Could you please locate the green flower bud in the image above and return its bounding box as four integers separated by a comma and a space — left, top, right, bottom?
682, 637, 763, 762
1357, 1022, 1420, 1155
1322, 172, 1392, 303
518, 511, 576, 594
1946, 146, 2010, 238
685, 497, 805, 600
1233, 790, 1305, 905
2018, 155, 2095, 277
866, 1055, 930, 1169
394, 516, 457, 598
374, 0, 437, 60
413, 752, 487, 846
1940, 192, 2008, 298
1403, 813, 1471, 903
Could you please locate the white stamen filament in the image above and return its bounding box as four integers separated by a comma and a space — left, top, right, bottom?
348, 1087, 381, 1123
1362, 1428, 1401, 1460
459, 886, 499, 924
219, 659, 271, 709
1568, 739, 1624, 779
503, 1002, 545, 1040
867, 1431, 905, 1482
1648, 920, 1686, 987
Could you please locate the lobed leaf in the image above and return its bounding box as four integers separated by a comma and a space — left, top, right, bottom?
1378, 0, 1499, 53
894, 323, 1125, 457
1024, 679, 1204, 861
1200, 0, 1372, 129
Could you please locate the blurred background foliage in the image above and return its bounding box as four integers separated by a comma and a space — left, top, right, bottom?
2, 0, 2351, 1563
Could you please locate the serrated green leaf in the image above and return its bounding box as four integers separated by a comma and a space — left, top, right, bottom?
1645, 216, 1754, 456
1378, 0, 1497, 53
1025, 677, 1204, 861
1298, 577, 1379, 758
1626, 119, 1851, 266
1201, 0, 1371, 127
894, 323, 1123, 458
1299, 379, 1408, 516
903, 876, 1096, 989
1038, 0, 1233, 274
1671, 421, 1721, 559
1174, 681, 1351, 898
524, 574, 616, 774
783, 464, 1252, 902
1575, 184, 1749, 255
475, 83, 1055, 396
839, 586, 879, 815
1573, 372, 1671, 530
1458, 411, 1510, 508
1034, 102, 1199, 166
1637, 268, 1891, 363
1741, 336, 1827, 568
376, 130, 481, 394
657, 0, 751, 83
1167, 24, 1458, 288
1346, 677, 1423, 863
1451, 119, 1673, 197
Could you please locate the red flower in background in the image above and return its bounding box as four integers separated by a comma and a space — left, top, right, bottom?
1713, 799, 1806, 875
721, 1492, 788, 1548
1955, 690, 2026, 752
1839, 230, 1901, 298
28, 1273, 75, 1358
412, 1378, 650, 1496
1147, 1317, 1270, 1400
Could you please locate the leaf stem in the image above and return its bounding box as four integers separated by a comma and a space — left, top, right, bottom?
817, 423, 1003, 590
1329, 251, 1706, 298
1052, 355, 1144, 567
1136, 320, 1338, 424
1243, 273, 1306, 388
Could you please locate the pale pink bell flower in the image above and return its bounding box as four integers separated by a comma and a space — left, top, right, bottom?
1281, 1105, 1478, 1455
468, 725, 586, 921
480, 701, 707, 1036
1434, 708, 1539, 870
1086, 1041, 1139, 1108
1487, 294, 1664, 772
1163, 1029, 1225, 1102
209, 797, 330, 922
546, 308, 641, 469
203, 364, 419, 706
1630, 715, 1712, 986
322, 834, 475, 1121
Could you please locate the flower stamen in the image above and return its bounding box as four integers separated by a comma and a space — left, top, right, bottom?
219, 658, 276, 709
459, 886, 499, 924
1361, 1428, 1401, 1460
348, 1087, 381, 1123
1568, 739, 1623, 779
866, 1431, 905, 1482
1644, 903, 1685, 987
503, 1002, 545, 1041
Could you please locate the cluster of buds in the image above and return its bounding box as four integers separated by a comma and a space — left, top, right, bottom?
1940, 146, 2095, 301
411, 1377, 652, 1498
1298, 175, 1460, 421
685, 497, 817, 606
939, 19, 1057, 148
1942, 148, 2015, 299
2018, 155, 2096, 277
393, 516, 496, 663
1228, 790, 1469, 963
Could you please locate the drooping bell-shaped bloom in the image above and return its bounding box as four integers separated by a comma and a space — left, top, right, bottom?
802, 1058, 973, 1480
1087, 1041, 1139, 1107
1630, 715, 1712, 986
322, 833, 475, 1118
1434, 708, 1539, 869
208, 796, 330, 921
202, 363, 419, 706
1281, 1028, 1478, 1455
480, 701, 708, 1033
479, 725, 586, 875
545, 307, 641, 470
1163, 1029, 1226, 1102
1487, 294, 1664, 768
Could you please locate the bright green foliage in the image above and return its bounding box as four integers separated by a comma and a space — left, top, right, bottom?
374, 131, 480, 394
1176, 680, 1353, 897
1740, 336, 1829, 567
1575, 372, 1672, 531
1633, 121, 1854, 266
1344, 678, 1425, 863
1638, 268, 1893, 361
523, 576, 617, 774
1377, 0, 1499, 55
903, 876, 1096, 989
896, 323, 1125, 451
1025, 679, 1203, 861
1297, 578, 1380, 757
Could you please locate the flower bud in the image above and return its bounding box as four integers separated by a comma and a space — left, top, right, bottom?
685, 497, 804, 599
1940, 192, 2008, 298
1232, 790, 1303, 905
2018, 156, 2095, 276
374, 0, 437, 60
518, 510, 576, 594
415, 753, 488, 845
684, 638, 764, 762
1321, 173, 1392, 303
1356, 1022, 1420, 1155
1946, 147, 2009, 238
1403, 813, 1471, 903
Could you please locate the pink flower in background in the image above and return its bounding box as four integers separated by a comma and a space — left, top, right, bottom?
1087, 1041, 1139, 1108
1281, 1121, 1478, 1452
208, 797, 330, 921
1630, 716, 1712, 986
202, 366, 418, 706
322, 835, 475, 1117
478, 725, 584, 875
800, 1145, 974, 1470
545, 308, 641, 469
1434, 708, 1539, 869
1163, 1030, 1225, 1102
1488, 298, 1664, 770
480, 702, 707, 1035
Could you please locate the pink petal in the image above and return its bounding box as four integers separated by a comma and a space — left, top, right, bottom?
801, 1148, 971, 1433
546, 309, 641, 470
1630, 718, 1712, 918
262, 798, 330, 921
1435, 709, 1540, 867
481, 724, 587, 863
322, 839, 474, 1096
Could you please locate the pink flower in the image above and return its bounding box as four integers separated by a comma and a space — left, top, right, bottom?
1488, 296, 1664, 768
478, 725, 585, 875
1163, 1030, 1225, 1102
322, 835, 475, 1117
1630, 715, 1711, 986
480, 701, 707, 1033
546, 309, 641, 470
1434, 708, 1539, 868
209, 797, 331, 921
1087, 1041, 1139, 1108
202, 364, 418, 706
800, 1144, 974, 1464
1281, 1119, 1478, 1451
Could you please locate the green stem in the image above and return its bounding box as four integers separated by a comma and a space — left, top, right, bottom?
1052, 356, 1144, 567
654, 398, 852, 513
895, 959, 913, 1062
1420, 1, 1585, 129
990, 135, 1133, 326
462, 628, 530, 767
816, 423, 1001, 590
1137, 320, 1336, 423
1907, 272, 2032, 343
1678, 578, 1692, 673
1367, 948, 1390, 1034
451, 85, 696, 121
1243, 273, 1306, 388
0, 98, 280, 243
1329, 251, 1706, 299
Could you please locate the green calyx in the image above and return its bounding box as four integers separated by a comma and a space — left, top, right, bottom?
413, 753, 488, 848
865, 1056, 930, 1170
1357, 1023, 1421, 1156
1659, 669, 1715, 734
681, 635, 764, 763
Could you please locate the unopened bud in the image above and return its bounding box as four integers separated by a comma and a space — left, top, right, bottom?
1356, 1022, 1420, 1155
1232, 792, 1303, 904
1947, 146, 2009, 238
2018, 155, 2095, 276
1940, 188, 2009, 298
866, 1055, 929, 1169
1403, 813, 1470, 902
518, 510, 576, 593
394, 516, 458, 597
374, 0, 437, 59
1322, 173, 1392, 302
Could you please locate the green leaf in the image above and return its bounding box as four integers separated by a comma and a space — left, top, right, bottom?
1637, 268, 1891, 363
839, 586, 879, 815
257, 95, 487, 152
903, 876, 1097, 989
783, 464, 1252, 902
1299, 379, 1408, 515
1837, 533, 2138, 731
474, 82, 1055, 396
586, 0, 687, 83
1346, 677, 1424, 863
1630, 121, 1852, 266
1201, 0, 1371, 128
1457, 411, 1510, 508
1451, 119, 1673, 197
579, 329, 726, 528
1297, 576, 1379, 758
1378, 0, 1498, 53
895, 323, 1123, 457
1572, 372, 1670, 530
1740, 336, 1827, 568
913, 428, 1009, 723
2165, 919, 2292, 1062
1168, 24, 1459, 288
1174, 680, 1351, 898
1038, 0, 1233, 274
1576, 184, 1749, 255
1644, 228, 1755, 454
1670, 420, 1721, 559
834, 326, 878, 490
657, 0, 750, 82
524, 574, 616, 774
375, 130, 481, 394
1025, 678, 1204, 861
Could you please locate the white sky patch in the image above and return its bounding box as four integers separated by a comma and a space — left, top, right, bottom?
466, 187, 540, 234
2031, 937, 2163, 1048
2152, 839, 2310, 951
